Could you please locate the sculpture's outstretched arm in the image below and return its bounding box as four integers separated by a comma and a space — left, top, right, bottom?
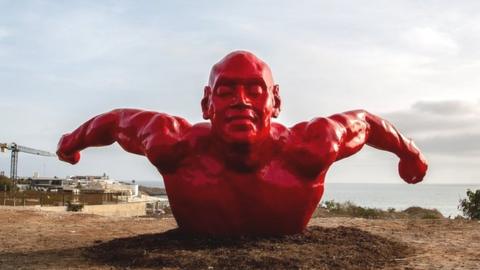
302, 110, 427, 183
56, 109, 191, 166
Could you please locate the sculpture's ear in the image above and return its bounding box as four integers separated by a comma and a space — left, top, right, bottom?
201, 86, 213, 119
272, 84, 281, 118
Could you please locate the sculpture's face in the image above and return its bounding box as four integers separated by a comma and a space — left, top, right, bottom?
202, 51, 281, 144
210, 76, 276, 144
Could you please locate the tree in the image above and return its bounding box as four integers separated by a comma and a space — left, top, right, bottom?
0, 175, 13, 192
459, 189, 480, 220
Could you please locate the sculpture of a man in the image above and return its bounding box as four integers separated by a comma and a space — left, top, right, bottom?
57, 51, 427, 235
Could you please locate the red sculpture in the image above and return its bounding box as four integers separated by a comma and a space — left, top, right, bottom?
57, 51, 427, 236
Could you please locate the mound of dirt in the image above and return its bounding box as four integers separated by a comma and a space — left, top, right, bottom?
85, 226, 411, 270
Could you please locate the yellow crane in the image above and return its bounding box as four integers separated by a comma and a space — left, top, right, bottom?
0, 142, 56, 180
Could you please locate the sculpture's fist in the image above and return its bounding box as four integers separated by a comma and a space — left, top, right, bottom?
398, 152, 428, 184
56, 134, 81, 164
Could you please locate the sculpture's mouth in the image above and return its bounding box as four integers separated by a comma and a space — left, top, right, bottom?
225, 111, 257, 123
227, 116, 255, 124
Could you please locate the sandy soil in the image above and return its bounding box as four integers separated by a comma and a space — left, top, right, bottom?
0, 207, 479, 270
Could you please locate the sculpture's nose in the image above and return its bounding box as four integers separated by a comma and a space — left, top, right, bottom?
232, 85, 251, 106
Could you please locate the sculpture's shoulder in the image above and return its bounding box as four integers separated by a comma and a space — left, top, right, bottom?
181, 122, 212, 148
270, 122, 292, 142
282, 121, 310, 142
188, 122, 212, 137
277, 120, 339, 177
287, 118, 339, 142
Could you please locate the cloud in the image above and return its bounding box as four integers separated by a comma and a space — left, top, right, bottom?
416, 133, 480, 155
401, 27, 459, 55
384, 110, 473, 137
412, 100, 479, 116
383, 99, 480, 157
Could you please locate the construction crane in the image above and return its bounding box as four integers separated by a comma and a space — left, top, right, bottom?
0, 142, 56, 180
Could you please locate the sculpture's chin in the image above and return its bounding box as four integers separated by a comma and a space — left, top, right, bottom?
221, 124, 259, 144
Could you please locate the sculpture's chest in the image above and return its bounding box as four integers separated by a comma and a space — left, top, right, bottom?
163, 154, 319, 197
161, 155, 325, 235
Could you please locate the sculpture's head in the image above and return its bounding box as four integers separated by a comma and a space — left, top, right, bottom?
201, 51, 281, 144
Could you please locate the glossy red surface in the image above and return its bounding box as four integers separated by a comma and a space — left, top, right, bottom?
57, 51, 428, 236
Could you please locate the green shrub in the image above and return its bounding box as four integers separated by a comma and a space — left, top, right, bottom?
459, 189, 480, 220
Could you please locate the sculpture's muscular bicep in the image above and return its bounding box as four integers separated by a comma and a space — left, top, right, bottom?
327, 110, 427, 183
57, 108, 191, 168
116, 109, 191, 165
293, 110, 371, 171
327, 110, 370, 161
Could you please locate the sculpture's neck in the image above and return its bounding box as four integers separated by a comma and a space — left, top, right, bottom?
213, 136, 274, 172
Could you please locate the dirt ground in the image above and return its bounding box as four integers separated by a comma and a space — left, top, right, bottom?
0, 207, 479, 270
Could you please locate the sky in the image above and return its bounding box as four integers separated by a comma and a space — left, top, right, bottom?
0, 0, 479, 185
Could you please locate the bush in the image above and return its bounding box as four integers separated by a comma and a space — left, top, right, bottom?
320, 200, 444, 219
401, 206, 443, 219
66, 201, 84, 212
321, 200, 387, 219
459, 189, 480, 220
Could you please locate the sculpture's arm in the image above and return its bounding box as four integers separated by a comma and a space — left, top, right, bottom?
57, 109, 191, 167
303, 110, 427, 183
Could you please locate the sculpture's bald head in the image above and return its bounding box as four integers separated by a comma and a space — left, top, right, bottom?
208, 51, 275, 89
202, 51, 281, 144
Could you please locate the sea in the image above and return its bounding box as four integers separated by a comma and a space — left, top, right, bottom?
136, 180, 479, 218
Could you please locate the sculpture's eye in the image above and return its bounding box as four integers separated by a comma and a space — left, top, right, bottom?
248, 84, 264, 98
216, 85, 234, 97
